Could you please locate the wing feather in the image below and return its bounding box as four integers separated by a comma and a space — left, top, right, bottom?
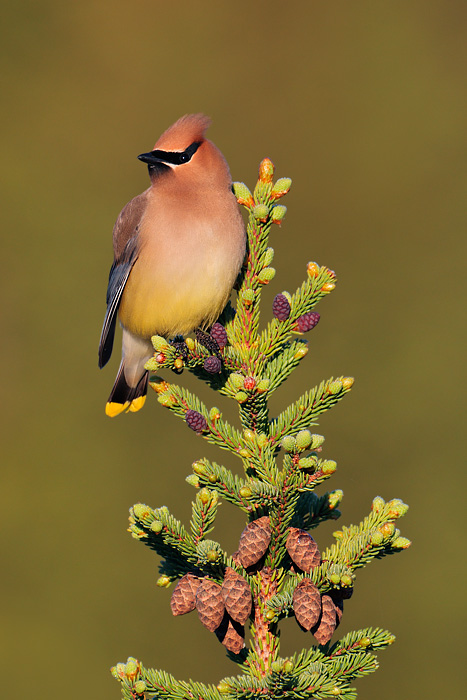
98, 190, 149, 368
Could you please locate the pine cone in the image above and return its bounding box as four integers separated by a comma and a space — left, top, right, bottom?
312, 594, 337, 645
195, 578, 225, 632
185, 409, 208, 434
286, 528, 321, 572
292, 578, 321, 631
170, 574, 201, 616
204, 356, 222, 374
221, 568, 252, 624
296, 312, 320, 333
210, 323, 228, 349
272, 293, 291, 321
215, 614, 245, 654
237, 516, 271, 568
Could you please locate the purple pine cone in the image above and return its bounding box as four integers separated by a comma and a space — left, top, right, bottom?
185, 410, 207, 434
272, 294, 291, 321
297, 312, 320, 332
204, 356, 222, 374
210, 322, 228, 349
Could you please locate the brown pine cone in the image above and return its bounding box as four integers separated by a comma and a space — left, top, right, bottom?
292, 578, 321, 631
195, 578, 225, 632
170, 573, 201, 616
215, 614, 245, 654
221, 568, 252, 624
312, 594, 337, 645
237, 516, 271, 568
286, 528, 321, 572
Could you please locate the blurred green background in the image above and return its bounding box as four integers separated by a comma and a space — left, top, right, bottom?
1, 1, 465, 698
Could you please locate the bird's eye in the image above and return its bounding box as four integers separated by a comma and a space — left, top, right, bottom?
179, 152, 189, 164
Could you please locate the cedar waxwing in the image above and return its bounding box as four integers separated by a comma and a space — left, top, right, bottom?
98, 114, 246, 417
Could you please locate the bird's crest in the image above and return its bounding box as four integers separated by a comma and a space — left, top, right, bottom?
154, 114, 212, 151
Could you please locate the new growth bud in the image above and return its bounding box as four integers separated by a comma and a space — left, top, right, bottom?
259, 158, 275, 182
271, 177, 292, 199
271, 205, 287, 223
232, 181, 254, 207
253, 204, 269, 221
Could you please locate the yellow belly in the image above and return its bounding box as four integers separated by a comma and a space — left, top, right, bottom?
118, 250, 236, 339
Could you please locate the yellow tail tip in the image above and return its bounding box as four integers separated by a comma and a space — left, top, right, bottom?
129, 395, 146, 413
105, 401, 130, 417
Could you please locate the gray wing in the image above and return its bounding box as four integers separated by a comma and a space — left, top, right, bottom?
98, 190, 149, 368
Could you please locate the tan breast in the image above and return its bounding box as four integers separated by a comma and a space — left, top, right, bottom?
118, 186, 245, 339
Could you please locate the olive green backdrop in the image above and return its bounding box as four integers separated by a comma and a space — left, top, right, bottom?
1, 2, 465, 698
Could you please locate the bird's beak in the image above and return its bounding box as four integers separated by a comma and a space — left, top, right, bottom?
137, 150, 166, 166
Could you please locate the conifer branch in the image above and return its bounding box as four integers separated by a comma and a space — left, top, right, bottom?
112, 159, 410, 699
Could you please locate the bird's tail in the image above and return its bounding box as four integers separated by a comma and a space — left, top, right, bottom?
105, 363, 149, 417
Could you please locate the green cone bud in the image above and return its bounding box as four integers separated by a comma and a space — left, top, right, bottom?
239, 486, 252, 498
265, 609, 276, 621
370, 530, 384, 546
239, 448, 250, 458
271, 177, 292, 198
134, 680, 146, 694
235, 391, 248, 403
241, 288, 255, 303
256, 378, 270, 393
359, 637, 371, 648
322, 459, 337, 474
340, 574, 353, 587
329, 572, 341, 585
295, 430, 313, 450
327, 380, 343, 395
271, 660, 282, 673
388, 499, 409, 518
144, 357, 159, 371
372, 496, 385, 512
133, 503, 152, 520
256, 433, 269, 447
258, 266, 276, 283
281, 290, 292, 304
208, 473, 218, 484
283, 660, 294, 673
151, 335, 169, 352
271, 205, 287, 222
281, 435, 296, 452
209, 406, 221, 421
150, 520, 163, 534
328, 489, 343, 509
192, 461, 208, 476
232, 181, 254, 206
198, 488, 211, 504
243, 429, 256, 442
298, 456, 317, 470
230, 373, 245, 389
217, 681, 230, 694
157, 575, 171, 588
263, 247, 275, 266
206, 549, 219, 562
392, 536, 411, 549
310, 434, 325, 449
185, 474, 200, 487
125, 661, 138, 678
253, 203, 269, 220
185, 337, 195, 351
